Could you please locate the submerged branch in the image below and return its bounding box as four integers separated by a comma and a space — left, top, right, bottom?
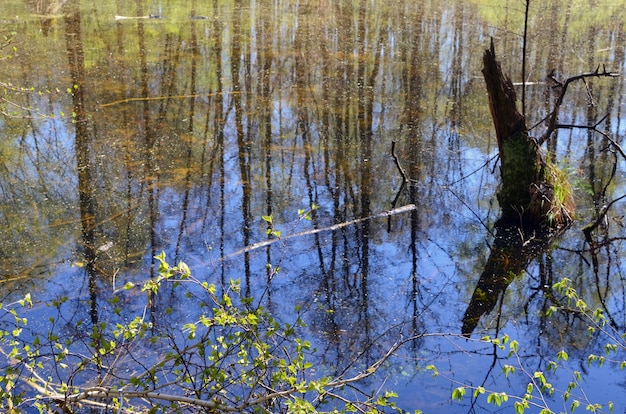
221, 204, 417, 261
99, 92, 238, 108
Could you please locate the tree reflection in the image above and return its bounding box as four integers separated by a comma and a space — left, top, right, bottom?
2, 0, 626, 410
461, 222, 557, 336
64, 0, 100, 325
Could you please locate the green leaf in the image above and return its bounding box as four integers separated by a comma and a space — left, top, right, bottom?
177, 261, 191, 277
604, 343, 617, 355
585, 403, 602, 412
487, 393, 500, 406
547, 361, 558, 372
22, 293, 32, 308
593, 308, 605, 323
425, 365, 438, 378
515, 400, 529, 414
452, 387, 466, 401
503, 365, 515, 378
587, 354, 598, 366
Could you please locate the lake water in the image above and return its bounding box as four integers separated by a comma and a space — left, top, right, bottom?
1, 0, 626, 412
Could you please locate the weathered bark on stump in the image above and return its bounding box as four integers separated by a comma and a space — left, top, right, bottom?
482, 41, 527, 146
482, 40, 573, 227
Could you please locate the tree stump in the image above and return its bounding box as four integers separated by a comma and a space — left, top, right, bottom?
482, 40, 574, 227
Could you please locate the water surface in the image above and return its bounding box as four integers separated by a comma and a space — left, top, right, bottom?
1, 0, 626, 412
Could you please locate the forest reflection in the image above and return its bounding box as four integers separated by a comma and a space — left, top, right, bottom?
1, 0, 626, 411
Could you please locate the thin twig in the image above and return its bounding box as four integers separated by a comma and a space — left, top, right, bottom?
391, 141, 409, 183
554, 118, 626, 159
538, 66, 619, 145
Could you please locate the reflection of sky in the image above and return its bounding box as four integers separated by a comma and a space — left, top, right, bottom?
9, 110, 76, 189
11, 112, 624, 412
2, 2, 626, 412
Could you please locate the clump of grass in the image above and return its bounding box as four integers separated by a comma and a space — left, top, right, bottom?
529, 159, 575, 228
548, 159, 575, 224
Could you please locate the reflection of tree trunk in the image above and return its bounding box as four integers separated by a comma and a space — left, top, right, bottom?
542, 0, 570, 160
462, 223, 554, 336
356, 1, 371, 347
316, 5, 343, 349
260, 12, 275, 289
355, 2, 383, 353
64, 2, 98, 325
402, 16, 426, 345
175, 8, 198, 260
294, 6, 326, 283
579, 21, 623, 331
213, 1, 227, 287
231, 0, 252, 295
136, 0, 160, 318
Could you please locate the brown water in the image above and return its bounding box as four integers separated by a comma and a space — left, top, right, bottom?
1, 0, 626, 411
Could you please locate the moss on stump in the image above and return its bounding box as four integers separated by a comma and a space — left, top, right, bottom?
482, 41, 574, 228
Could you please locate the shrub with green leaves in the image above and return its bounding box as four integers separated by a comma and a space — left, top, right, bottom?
442, 277, 624, 414
1, 205, 624, 413
0, 251, 404, 413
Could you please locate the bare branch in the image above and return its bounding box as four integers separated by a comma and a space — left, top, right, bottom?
391, 141, 409, 183
221, 204, 417, 261
538, 67, 620, 145
547, 113, 626, 159
30, 335, 422, 413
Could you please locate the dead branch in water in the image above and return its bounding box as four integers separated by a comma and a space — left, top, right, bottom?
220, 204, 417, 261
